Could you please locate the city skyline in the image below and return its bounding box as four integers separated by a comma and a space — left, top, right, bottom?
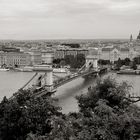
0, 0, 140, 40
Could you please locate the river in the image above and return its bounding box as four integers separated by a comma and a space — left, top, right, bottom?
0, 71, 140, 114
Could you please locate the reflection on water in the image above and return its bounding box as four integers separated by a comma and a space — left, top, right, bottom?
0, 71, 140, 114
54, 77, 96, 114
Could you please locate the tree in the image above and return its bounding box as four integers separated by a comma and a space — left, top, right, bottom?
0, 90, 62, 140
53, 59, 61, 64
76, 77, 140, 139
133, 56, 140, 64
0, 78, 140, 140
64, 54, 85, 69
124, 58, 131, 66
115, 58, 122, 70
60, 60, 66, 67
64, 55, 72, 65
76, 54, 85, 68
98, 59, 110, 65
131, 61, 137, 70
61, 43, 80, 48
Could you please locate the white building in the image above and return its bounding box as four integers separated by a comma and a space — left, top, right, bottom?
0, 51, 31, 67
99, 45, 138, 62
28, 49, 42, 65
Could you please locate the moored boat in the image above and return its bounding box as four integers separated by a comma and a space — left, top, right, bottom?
14, 68, 24, 72
0, 68, 10, 71
117, 69, 140, 75
53, 68, 69, 73
14, 66, 33, 72
22, 66, 33, 72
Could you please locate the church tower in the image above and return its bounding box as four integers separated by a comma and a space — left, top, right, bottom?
130, 34, 133, 42
129, 34, 134, 48
137, 31, 140, 40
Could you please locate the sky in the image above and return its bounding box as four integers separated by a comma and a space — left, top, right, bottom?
0, 0, 140, 40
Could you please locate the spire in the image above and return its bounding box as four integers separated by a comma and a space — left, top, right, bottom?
130, 34, 133, 42
137, 30, 140, 40
129, 34, 134, 48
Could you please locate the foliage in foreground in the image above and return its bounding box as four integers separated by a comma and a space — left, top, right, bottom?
0, 77, 140, 140
0, 90, 62, 140
76, 77, 140, 140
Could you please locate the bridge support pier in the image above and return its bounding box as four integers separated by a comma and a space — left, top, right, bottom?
33, 65, 54, 93
46, 70, 53, 92
86, 56, 98, 71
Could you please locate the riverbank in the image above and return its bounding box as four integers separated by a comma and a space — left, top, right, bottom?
0, 71, 140, 114
117, 69, 140, 75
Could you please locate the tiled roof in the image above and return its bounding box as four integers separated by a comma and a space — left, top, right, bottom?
120, 48, 129, 51
102, 48, 112, 51
102, 46, 129, 52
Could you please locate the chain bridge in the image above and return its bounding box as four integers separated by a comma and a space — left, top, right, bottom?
11, 54, 107, 99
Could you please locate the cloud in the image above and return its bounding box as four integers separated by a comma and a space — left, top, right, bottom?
0, 0, 140, 19
0, 0, 140, 39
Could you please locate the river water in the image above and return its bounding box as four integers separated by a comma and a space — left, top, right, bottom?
0, 71, 140, 114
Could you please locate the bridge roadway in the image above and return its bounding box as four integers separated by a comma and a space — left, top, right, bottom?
25, 68, 108, 98
53, 69, 98, 89
33, 69, 98, 98
33, 68, 107, 98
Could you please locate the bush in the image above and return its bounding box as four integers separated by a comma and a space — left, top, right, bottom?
75, 77, 140, 140
0, 77, 140, 140
0, 90, 62, 139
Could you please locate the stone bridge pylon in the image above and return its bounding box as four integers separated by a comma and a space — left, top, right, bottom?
85, 49, 98, 71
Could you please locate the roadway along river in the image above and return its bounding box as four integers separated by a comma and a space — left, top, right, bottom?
0, 71, 140, 114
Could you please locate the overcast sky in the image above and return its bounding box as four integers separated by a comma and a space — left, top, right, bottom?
0, 0, 140, 40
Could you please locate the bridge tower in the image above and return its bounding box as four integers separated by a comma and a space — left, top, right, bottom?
33, 65, 54, 92
86, 49, 98, 71
46, 68, 53, 92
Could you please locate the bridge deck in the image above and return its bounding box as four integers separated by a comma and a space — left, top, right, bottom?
35, 68, 107, 97
11, 68, 107, 99
54, 69, 98, 89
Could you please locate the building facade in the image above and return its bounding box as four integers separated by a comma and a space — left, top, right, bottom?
41, 50, 54, 64
28, 49, 42, 65
54, 48, 89, 59
0, 51, 31, 67
98, 46, 138, 62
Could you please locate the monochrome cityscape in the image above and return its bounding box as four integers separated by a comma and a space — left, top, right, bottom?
1, 32, 140, 68
0, 0, 140, 140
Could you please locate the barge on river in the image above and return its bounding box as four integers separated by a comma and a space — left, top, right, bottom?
117, 69, 140, 75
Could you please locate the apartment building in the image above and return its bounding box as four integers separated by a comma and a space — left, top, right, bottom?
0, 51, 31, 67
54, 48, 89, 59
99, 46, 138, 62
